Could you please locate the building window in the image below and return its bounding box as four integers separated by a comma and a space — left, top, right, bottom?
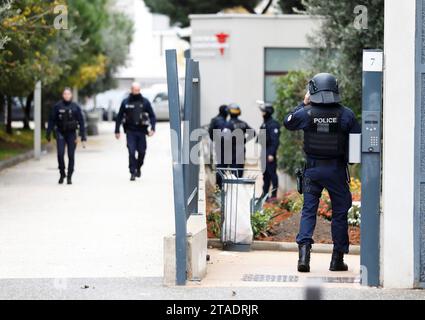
264, 48, 309, 103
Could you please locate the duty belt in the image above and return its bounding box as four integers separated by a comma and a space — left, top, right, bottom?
305, 158, 346, 168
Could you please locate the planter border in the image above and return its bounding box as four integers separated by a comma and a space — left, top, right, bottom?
208, 238, 360, 255
0, 144, 52, 172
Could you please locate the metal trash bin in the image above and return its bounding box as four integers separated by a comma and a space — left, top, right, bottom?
217, 168, 260, 252
86, 110, 100, 136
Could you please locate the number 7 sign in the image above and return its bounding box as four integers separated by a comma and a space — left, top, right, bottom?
363, 51, 383, 72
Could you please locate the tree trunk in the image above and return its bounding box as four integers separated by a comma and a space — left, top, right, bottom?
6, 95, 12, 134
0, 93, 4, 125
23, 92, 33, 130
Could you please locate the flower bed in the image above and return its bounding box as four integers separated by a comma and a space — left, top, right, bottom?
206, 178, 361, 245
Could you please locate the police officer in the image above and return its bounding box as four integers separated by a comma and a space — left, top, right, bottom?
283, 73, 361, 273
259, 103, 281, 200
208, 105, 229, 189
115, 82, 156, 181
46, 87, 86, 185
227, 103, 254, 178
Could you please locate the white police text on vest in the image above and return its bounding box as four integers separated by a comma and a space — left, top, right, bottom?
314, 117, 338, 124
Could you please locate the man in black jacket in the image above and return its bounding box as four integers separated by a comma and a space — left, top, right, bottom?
259, 103, 281, 200
115, 82, 156, 181
208, 105, 229, 189
227, 103, 254, 178
46, 87, 86, 185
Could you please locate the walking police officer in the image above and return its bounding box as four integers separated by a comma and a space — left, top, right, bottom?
208, 105, 229, 189
259, 103, 281, 200
115, 82, 156, 181
283, 73, 361, 273
46, 87, 86, 185
227, 103, 254, 178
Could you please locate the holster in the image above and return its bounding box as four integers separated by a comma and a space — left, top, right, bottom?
296, 168, 304, 195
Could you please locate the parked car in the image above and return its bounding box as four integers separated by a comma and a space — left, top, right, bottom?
88, 83, 183, 122
11, 97, 34, 122
89, 89, 128, 121
144, 83, 185, 121
143, 86, 170, 121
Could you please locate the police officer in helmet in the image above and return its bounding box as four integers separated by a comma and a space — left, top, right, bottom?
227, 103, 254, 178
46, 87, 87, 185
259, 103, 281, 201
208, 105, 229, 189
115, 82, 156, 181
284, 73, 361, 273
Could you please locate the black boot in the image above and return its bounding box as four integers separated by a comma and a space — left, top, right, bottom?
67, 174, 72, 185
297, 244, 311, 273
329, 250, 348, 271
130, 173, 136, 181
58, 173, 66, 184
136, 169, 141, 178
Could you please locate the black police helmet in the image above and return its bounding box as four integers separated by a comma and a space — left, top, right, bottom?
259, 103, 274, 116
219, 104, 228, 116
228, 103, 241, 116
308, 73, 341, 104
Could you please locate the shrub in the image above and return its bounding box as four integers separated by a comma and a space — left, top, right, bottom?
207, 209, 221, 238
274, 71, 313, 177
348, 202, 361, 227
251, 208, 274, 239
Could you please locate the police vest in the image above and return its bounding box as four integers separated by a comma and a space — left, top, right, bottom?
57, 106, 78, 132
124, 101, 150, 128
303, 106, 346, 158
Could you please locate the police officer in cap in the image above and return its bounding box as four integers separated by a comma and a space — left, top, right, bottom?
46, 87, 87, 185
284, 73, 361, 273
208, 105, 229, 189
227, 103, 254, 178
259, 103, 281, 200
115, 82, 156, 181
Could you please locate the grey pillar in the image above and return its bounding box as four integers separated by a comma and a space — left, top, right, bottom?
414, 0, 425, 288
360, 49, 383, 287
166, 49, 187, 285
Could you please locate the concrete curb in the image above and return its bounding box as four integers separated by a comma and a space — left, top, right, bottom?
0, 145, 52, 172
208, 238, 360, 255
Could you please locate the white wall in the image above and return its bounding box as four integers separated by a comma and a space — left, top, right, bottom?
382, 0, 416, 288
190, 14, 321, 130
114, 0, 189, 82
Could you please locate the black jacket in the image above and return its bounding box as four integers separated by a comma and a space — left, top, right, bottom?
115, 94, 156, 134
260, 116, 281, 157
46, 100, 86, 140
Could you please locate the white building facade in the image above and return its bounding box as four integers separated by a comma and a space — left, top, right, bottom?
189, 14, 321, 129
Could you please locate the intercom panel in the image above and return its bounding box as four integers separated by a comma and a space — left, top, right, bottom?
362, 111, 381, 153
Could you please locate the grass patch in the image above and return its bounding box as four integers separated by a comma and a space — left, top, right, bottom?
0, 125, 47, 161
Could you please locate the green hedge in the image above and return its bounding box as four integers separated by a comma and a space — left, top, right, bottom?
274, 71, 313, 177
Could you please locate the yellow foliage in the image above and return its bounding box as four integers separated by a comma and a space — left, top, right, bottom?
69, 55, 108, 88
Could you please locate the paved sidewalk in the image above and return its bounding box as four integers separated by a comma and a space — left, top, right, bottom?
195, 249, 361, 288
0, 122, 174, 279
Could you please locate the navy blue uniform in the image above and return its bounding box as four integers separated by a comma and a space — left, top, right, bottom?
208, 113, 229, 188
115, 94, 156, 174
47, 100, 86, 176
261, 117, 281, 198
227, 117, 253, 178
284, 102, 360, 253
